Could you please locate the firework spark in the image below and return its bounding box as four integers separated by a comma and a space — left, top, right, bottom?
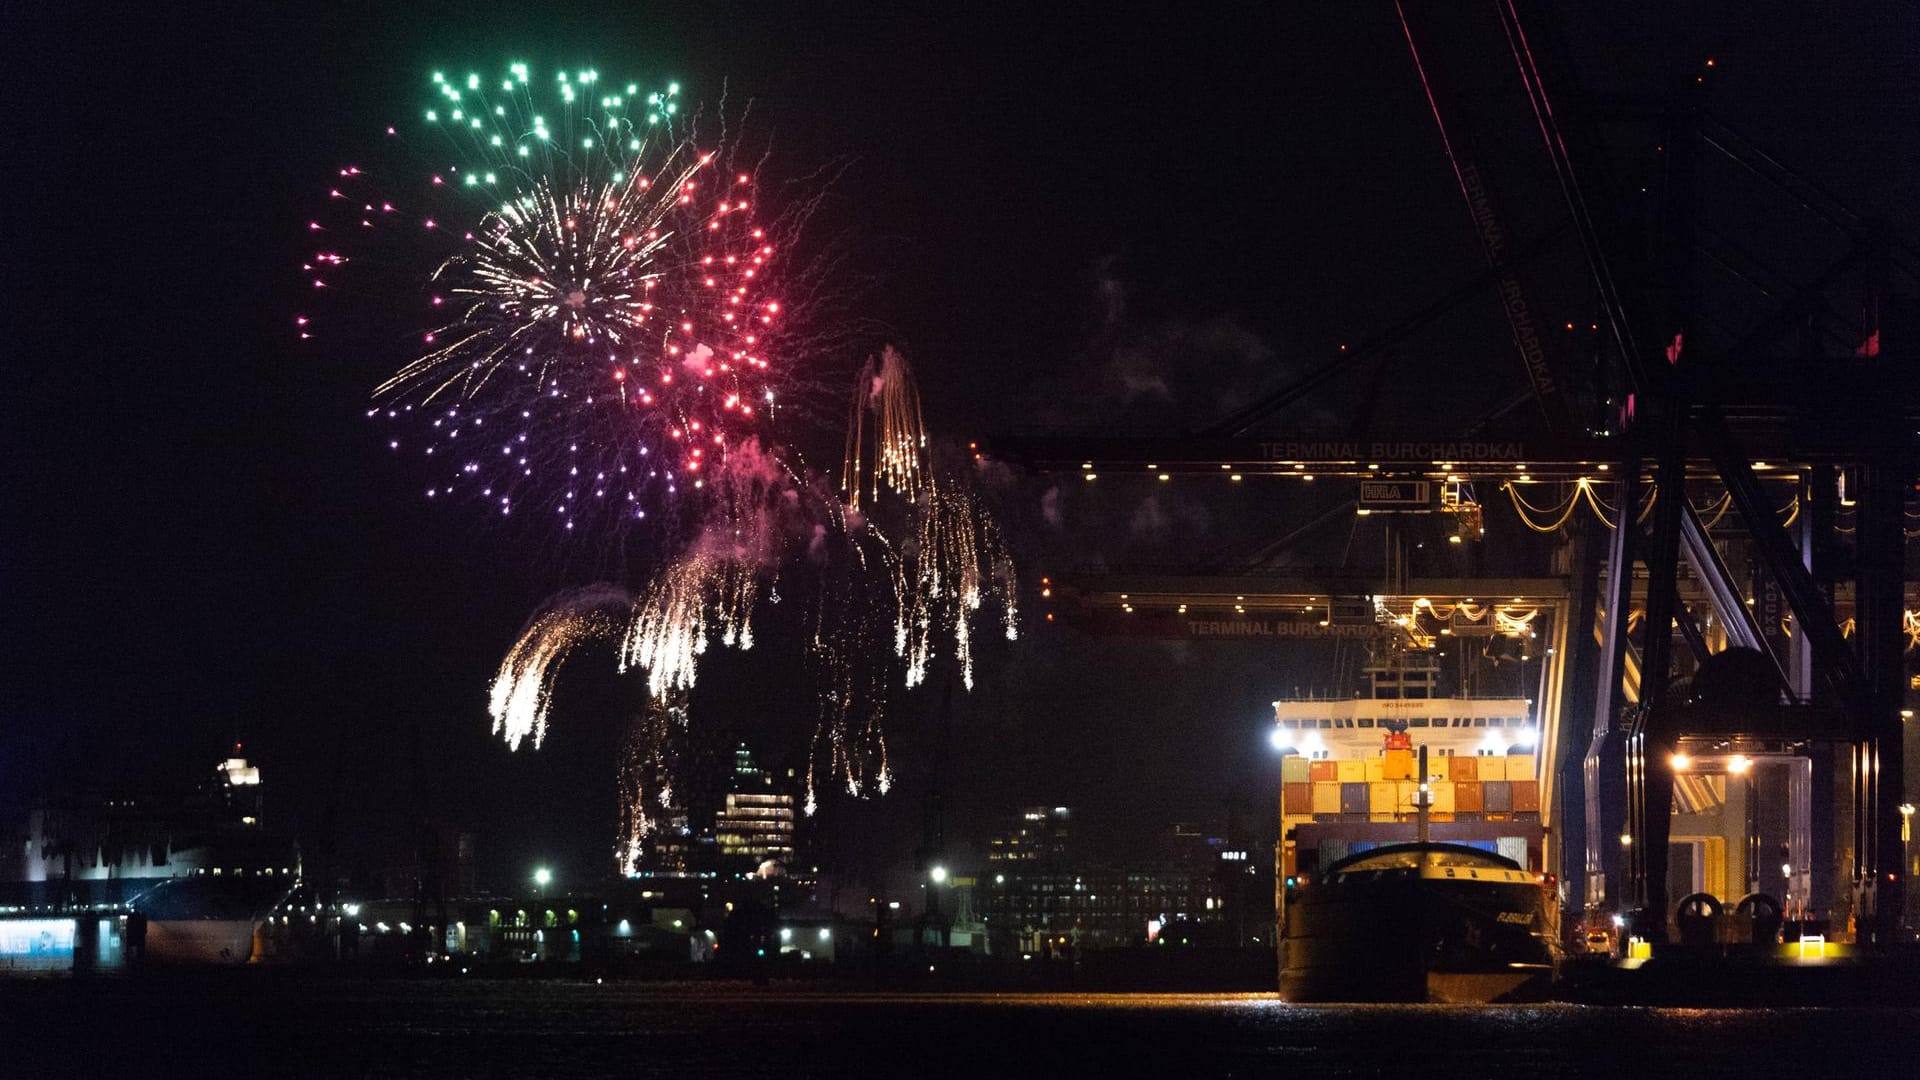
615, 689, 689, 875
898, 479, 1019, 690
617, 550, 759, 700
804, 504, 899, 814
488, 585, 631, 750
842, 345, 928, 509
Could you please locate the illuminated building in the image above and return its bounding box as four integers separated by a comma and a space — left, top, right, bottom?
714, 744, 795, 876
987, 805, 1070, 864
981, 807, 1234, 951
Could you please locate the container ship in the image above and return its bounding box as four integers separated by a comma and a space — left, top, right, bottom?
1273, 652, 1557, 1001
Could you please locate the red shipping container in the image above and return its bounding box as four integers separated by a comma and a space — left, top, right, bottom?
1309, 760, 1339, 783
1283, 782, 1313, 815
1449, 755, 1478, 781
1511, 780, 1540, 812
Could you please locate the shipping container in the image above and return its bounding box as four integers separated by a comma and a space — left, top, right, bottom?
1483, 780, 1513, 812
1506, 753, 1535, 779
1281, 756, 1311, 784
1383, 749, 1414, 780
1511, 780, 1540, 812
1430, 780, 1455, 814
1368, 781, 1396, 813
1479, 756, 1508, 782
1336, 759, 1365, 784
1310, 760, 1339, 783
1450, 755, 1478, 781
1454, 780, 1484, 813
1364, 758, 1386, 782
1312, 781, 1342, 815
1283, 782, 1313, 815
1340, 782, 1368, 814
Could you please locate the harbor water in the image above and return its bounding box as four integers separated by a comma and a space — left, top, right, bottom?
5, 976, 1916, 1078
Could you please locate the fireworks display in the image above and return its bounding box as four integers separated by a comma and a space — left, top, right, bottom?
308, 64, 819, 541
327, 65, 1020, 873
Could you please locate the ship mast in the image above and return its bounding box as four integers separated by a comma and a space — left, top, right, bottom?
1417, 745, 1431, 846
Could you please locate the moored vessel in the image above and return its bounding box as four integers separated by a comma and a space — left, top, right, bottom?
1280, 840, 1554, 1002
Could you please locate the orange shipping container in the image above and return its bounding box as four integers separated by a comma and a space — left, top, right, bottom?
1454, 780, 1484, 813
1383, 749, 1414, 780
1449, 756, 1478, 781
1512, 780, 1540, 812
1310, 760, 1340, 783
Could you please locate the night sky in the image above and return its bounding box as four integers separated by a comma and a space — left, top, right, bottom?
6, 2, 1916, 889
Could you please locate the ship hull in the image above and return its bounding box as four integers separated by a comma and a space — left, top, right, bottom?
1281, 868, 1554, 1003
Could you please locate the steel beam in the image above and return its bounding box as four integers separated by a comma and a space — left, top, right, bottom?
1696, 407, 1861, 707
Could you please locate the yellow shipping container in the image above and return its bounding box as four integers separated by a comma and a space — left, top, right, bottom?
1368, 781, 1395, 813
1384, 749, 1414, 780
1478, 756, 1508, 781
1506, 753, 1535, 779
1311, 781, 1342, 815
1336, 759, 1365, 783
1364, 758, 1386, 782
1428, 755, 1450, 780
1369, 812, 1398, 823
1430, 780, 1456, 814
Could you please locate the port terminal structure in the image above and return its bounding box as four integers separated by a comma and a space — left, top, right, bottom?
986, 1, 1920, 958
